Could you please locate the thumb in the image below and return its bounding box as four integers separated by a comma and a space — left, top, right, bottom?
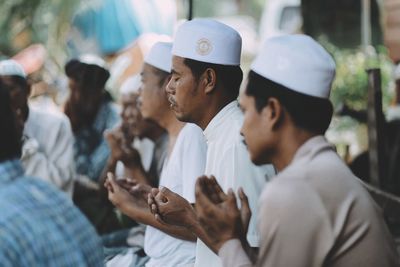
156, 186, 171, 203
238, 187, 251, 234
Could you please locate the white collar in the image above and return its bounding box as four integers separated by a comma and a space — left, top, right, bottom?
203, 100, 239, 142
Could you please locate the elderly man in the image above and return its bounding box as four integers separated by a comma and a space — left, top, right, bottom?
0, 59, 75, 196
0, 75, 103, 266
148, 19, 275, 267
194, 35, 399, 267
103, 74, 167, 187
105, 42, 207, 267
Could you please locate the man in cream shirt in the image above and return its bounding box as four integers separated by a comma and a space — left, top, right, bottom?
194, 35, 399, 267
148, 19, 275, 267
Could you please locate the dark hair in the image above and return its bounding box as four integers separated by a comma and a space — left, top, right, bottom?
246, 70, 333, 134
0, 79, 22, 162
183, 58, 243, 99
65, 59, 110, 90
64, 59, 112, 132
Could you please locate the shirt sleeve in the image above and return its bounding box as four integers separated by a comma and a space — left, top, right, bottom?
22, 116, 76, 195
180, 125, 207, 203
219, 239, 252, 267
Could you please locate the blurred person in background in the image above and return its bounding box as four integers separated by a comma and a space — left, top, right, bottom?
64, 54, 119, 182
0, 74, 103, 267
99, 74, 168, 254
0, 59, 75, 196
103, 74, 167, 188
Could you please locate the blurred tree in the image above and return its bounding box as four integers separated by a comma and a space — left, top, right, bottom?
0, 0, 83, 60
302, 0, 383, 49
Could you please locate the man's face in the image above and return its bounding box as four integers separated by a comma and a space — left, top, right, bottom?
2, 76, 29, 139
121, 92, 157, 140
239, 92, 273, 165
140, 64, 169, 122
121, 92, 141, 139
166, 56, 202, 123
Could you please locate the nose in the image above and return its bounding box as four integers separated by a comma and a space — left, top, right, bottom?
166, 77, 175, 95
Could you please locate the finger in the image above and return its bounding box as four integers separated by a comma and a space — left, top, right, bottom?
155, 214, 168, 225
195, 181, 218, 213
226, 188, 239, 211
151, 188, 159, 198
154, 186, 169, 204
209, 175, 227, 201
196, 176, 218, 204
238, 187, 251, 224
238, 187, 250, 213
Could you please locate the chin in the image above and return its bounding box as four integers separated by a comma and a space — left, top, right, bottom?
250, 151, 272, 166
175, 112, 192, 123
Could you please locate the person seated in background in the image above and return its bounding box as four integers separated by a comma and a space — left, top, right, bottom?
64, 54, 119, 182
99, 74, 167, 254
0, 77, 103, 267
193, 35, 399, 267
104, 42, 207, 267
103, 74, 167, 188
0, 59, 75, 196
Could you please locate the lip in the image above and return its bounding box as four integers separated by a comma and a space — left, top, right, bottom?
168, 96, 177, 108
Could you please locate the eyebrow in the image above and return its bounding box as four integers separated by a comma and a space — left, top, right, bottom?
171, 69, 180, 75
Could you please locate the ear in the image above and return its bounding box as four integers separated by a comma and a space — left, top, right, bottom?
262, 97, 283, 130
202, 68, 217, 94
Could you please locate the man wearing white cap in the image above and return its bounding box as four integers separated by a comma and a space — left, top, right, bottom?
103, 74, 167, 187
147, 19, 274, 267
194, 35, 399, 266
0, 59, 75, 196
105, 42, 207, 267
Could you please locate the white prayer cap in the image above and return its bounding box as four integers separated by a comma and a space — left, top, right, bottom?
394, 64, 400, 81
120, 75, 141, 96
172, 19, 242, 66
144, 42, 173, 73
79, 54, 107, 69
251, 34, 336, 99
0, 59, 26, 78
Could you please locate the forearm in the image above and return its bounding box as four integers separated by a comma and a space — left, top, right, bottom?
123, 165, 150, 186
123, 202, 197, 241
187, 219, 221, 254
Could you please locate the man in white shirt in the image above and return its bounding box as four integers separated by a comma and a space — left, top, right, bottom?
0, 59, 75, 196
105, 42, 207, 267
148, 19, 275, 267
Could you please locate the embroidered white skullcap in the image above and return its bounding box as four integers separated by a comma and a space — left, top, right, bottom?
394, 64, 400, 81
172, 19, 242, 66
0, 59, 26, 78
79, 54, 107, 69
144, 42, 172, 73
251, 34, 336, 99
120, 75, 141, 95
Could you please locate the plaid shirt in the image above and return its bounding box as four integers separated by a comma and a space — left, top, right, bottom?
0, 159, 104, 267
74, 101, 120, 181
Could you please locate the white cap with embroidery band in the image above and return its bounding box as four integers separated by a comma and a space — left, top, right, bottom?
120, 75, 141, 96
0, 59, 27, 78
172, 19, 242, 66
251, 34, 336, 99
144, 42, 173, 73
